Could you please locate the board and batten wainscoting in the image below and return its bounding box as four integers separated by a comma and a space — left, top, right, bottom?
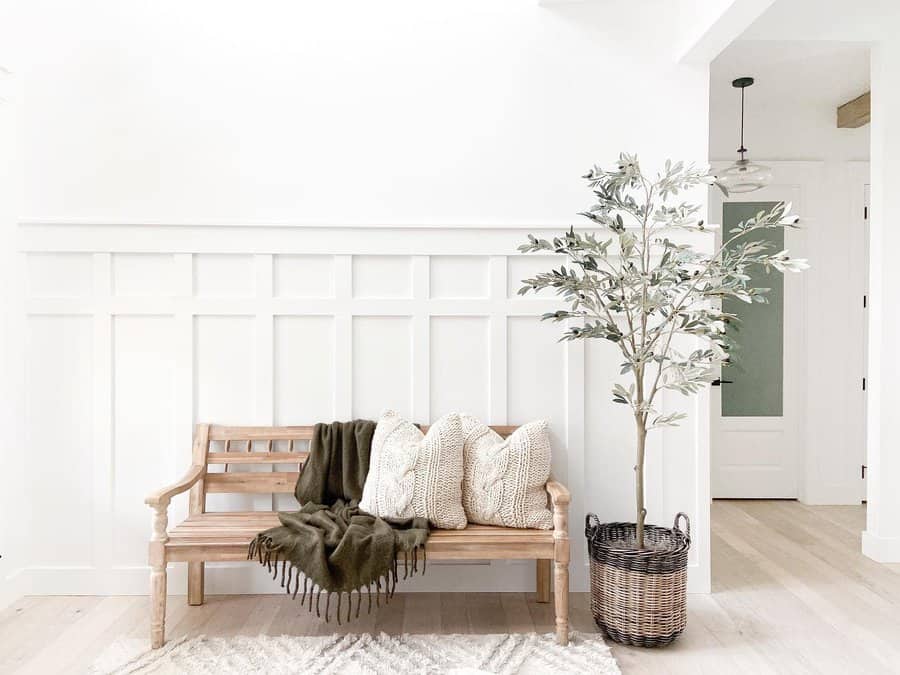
11, 221, 712, 599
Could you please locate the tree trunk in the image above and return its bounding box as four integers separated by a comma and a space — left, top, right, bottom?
634, 419, 648, 550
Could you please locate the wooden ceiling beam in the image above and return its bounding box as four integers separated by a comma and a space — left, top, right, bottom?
837, 91, 871, 128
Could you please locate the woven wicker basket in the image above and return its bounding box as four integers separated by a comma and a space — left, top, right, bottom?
585, 512, 691, 647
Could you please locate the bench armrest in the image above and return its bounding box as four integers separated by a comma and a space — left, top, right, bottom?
546, 479, 571, 508
145, 464, 206, 508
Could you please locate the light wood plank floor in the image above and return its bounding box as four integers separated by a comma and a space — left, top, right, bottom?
3, 501, 899, 674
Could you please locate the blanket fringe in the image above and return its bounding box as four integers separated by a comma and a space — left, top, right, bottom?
247, 537, 428, 626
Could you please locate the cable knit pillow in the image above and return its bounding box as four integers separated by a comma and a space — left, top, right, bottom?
359, 410, 467, 530
460, 415, 553, 529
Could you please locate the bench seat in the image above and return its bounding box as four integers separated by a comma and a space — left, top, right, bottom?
166, 512, 556, 562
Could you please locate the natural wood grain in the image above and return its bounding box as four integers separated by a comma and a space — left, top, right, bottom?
7, 502, 900, 675
148, 504, 168, 649
206, 452, 308, 464
546, 479, 571, 506
204, 471, 298, 494
144, 465, 205, 507
536, 559, 551, 603
162, 512, 558, 562
837, 91, 871, 128
551, 487, 570, 645
187, 425, 210, 607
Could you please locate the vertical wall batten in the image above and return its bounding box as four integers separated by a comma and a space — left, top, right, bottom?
91, 253, 113, 579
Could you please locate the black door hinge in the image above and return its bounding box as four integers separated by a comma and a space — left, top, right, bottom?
863, 377, 867, 391
865, 206, 869, 219
863, 295, 867, 308
862, 464, 867, 479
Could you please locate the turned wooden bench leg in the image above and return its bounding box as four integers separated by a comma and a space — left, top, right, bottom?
536, 559, 551, 603
552, 496, 570, 645
150, 561, 167, 648
554, 556, 569, 645
188, 562, 205, 606
149, 504, 169, 649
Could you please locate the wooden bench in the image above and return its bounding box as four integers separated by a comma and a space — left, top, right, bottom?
145, 423, 571, 648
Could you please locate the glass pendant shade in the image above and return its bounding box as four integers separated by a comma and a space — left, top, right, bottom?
718, 76, 771, 193
717, 158, 773, 193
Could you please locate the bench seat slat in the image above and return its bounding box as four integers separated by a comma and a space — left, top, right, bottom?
206, 452, 309, 464
164, 512, 555, 561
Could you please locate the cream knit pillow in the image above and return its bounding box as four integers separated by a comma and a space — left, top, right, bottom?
359, 410, 467, 530
460, 415, 553, 529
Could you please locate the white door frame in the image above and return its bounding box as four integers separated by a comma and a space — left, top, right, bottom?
709, 161, 817, 499
846, 160, 870, 504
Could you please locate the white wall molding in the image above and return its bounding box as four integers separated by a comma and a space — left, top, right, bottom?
19, 221, 715, 255
19, 218, 589, 230
13, 221, 712, 600
861, 532, 900, 563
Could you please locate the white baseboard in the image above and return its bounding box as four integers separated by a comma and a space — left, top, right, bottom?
686, 562, 710, 594
862, 531, 900, 562
17, 561, 591, 596
8, 560, 718, 597
800, 483, 864, 506
0, 568, 26, 609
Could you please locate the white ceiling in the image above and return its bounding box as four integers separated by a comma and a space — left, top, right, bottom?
712, 40, 870, 109
740, 0, 899, 42
709, 40, 870, 161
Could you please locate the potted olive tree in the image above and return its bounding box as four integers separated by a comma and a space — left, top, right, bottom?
519, 154, 806, 647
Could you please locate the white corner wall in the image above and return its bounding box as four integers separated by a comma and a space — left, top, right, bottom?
2, 0, 717, 600
710, 41, 870, 505
0, 61, 26, 608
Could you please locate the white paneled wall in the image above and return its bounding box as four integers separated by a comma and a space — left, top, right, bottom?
16, 223, 711, 595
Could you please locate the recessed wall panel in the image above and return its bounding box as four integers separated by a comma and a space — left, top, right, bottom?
274, 316, 335, 424
506, 254, 564, 299
430, 316, 489, 420
273, 255, 334, 298
112, 254, 176, 297
430, 256, 489, 299
26, 316, 93, 565
507, 316, 566, 477
194, 315, 262, 511
194, 254, 255, 297
352, 256, 412, 298
26, 252, 93, 298
112, 316, 175, 565
585, 338, 635, 522
352, 316, 412, 418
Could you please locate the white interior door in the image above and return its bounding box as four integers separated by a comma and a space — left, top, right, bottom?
710, 184, 805, 498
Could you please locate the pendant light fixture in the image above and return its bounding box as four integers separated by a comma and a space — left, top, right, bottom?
717, 77, 772, 194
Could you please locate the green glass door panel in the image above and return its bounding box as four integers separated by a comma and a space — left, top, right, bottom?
721, 202, 783, 417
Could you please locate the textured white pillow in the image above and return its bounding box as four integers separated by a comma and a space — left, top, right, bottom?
460, 415, 553, 529
359, 410, 467, 530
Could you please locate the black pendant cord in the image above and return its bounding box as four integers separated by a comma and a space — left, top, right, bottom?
732, 76, 754, 160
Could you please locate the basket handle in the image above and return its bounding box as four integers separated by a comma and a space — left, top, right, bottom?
673, 512, 691, 539
585, 513, 600, 538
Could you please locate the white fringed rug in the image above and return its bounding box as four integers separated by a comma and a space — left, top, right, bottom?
89, 632, 620, 675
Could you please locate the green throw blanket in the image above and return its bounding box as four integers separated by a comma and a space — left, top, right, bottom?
248, 420, 429, 624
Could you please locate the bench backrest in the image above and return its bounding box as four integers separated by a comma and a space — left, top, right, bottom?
191, 422, 516, 513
